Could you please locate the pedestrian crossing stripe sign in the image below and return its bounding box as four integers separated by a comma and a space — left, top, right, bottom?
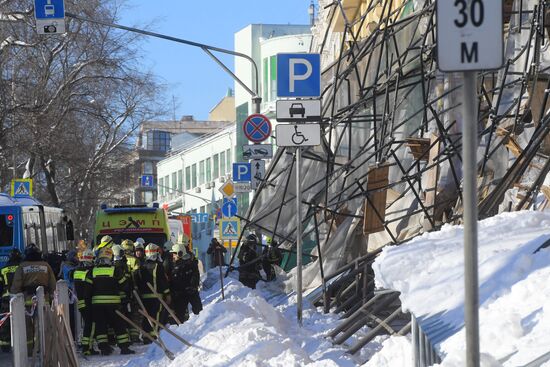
11, 179, 33, 197
219, 217, 240, 240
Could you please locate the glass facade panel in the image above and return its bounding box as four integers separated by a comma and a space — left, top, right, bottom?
226, 148, 231, 170
145, 130, 171, 151
199, 160, 205, 185
213, 154, 219, 179
159, 177, 164, 195
177, 170, 183, 191
164, 175, 170, 192
191, 164, 197, 188
220, 151, 226, 175
172, 172, 177, 191
185, 166, 191, 190
142, 161, 153, 174
206, 158, 212, 182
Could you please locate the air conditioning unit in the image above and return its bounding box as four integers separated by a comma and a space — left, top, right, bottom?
210, 181, 215, 188
195, 187, 201, 193
205, 182, 212, 189
219, 176, 225, 183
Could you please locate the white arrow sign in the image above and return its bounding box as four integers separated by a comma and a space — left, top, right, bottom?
251, 160, 266, 190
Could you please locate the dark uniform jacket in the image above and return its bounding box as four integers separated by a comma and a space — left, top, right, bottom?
238, 245, 261, 280
135, 260, 170, 299
170, 257, 200, 294
10, 260, 57, 301
0, 260, 20, 297
90, 264, 126, 305
114, 258, 132, 304
72, 265, 93, 310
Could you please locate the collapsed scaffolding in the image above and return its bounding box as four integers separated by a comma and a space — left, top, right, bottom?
227, 0, 550, 356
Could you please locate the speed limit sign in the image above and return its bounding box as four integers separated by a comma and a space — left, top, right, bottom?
437, 0, 503, 71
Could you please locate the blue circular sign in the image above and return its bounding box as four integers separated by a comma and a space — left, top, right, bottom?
243, 114, 272, 143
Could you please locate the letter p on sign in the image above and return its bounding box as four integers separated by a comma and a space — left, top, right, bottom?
277, 53, 321, 98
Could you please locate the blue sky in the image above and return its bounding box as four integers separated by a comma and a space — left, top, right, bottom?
120, 1, 313, 120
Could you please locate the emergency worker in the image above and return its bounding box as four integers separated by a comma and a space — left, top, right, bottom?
134, 241, 145, 266
0, 249, 22, 352
262, 240, 283, 282
237, 234, 262, 289
59, 249, 79, 338
170, 244, 202, 322
162, 241, 174, 282
90, 247, 134, 355
207, 238, 227, 268
95, 235, 114, 256
134, 243, 170, 342
11, 243, 57, 351
121, 239, 139, 274
71, 249, 97, 355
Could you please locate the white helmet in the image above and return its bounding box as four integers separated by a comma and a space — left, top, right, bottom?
112, 244, 123, 261
135, 237, 145, 246
145, 243, 161, 261
170, 243, 185, 257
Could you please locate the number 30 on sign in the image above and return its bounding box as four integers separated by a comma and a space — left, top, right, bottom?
436, 0, 503, 72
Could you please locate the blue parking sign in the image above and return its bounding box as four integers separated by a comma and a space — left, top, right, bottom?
277, 53, 321, 97
233, 163, 251, 182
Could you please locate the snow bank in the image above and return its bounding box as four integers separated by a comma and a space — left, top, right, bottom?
374, 210, 550, 365
122, 271, 356, 367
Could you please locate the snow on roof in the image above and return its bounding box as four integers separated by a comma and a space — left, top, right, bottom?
373, 210, 550, 365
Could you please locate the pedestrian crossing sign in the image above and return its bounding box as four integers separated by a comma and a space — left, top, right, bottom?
219, 217, 240, 240
11, 179, 33, 197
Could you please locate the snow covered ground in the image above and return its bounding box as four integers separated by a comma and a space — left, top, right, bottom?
374, 210, 550, 366
80, 210, 550, 366
81, 269, 393, 367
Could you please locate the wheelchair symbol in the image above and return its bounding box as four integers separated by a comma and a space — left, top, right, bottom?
291, 126, 309, 145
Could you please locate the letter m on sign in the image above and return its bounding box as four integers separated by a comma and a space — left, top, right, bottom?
461, 42, 479, 64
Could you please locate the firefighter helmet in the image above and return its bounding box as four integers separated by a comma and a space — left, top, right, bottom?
8, 248, 22, 263
163, 240, 173, 251
145, 243, 161, 261
112, 244, 123, 260
134, 242, 144, 251
79, 249, 94, 264
170, 243, 186, 256
246, 233, 258, 244
96, 247, 113, 265
135, 237, 145, 246
24, 243, 42, 260
97, 235, 113, 250
121, 239, 134, 253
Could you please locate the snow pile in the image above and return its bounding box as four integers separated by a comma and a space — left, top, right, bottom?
374, 210, 550, 366
121, 272, 357, 367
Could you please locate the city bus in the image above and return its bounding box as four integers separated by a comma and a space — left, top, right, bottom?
0, 193, 68, 267
94, 203, 171, 246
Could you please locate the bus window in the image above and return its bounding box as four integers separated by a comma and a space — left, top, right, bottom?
0, 214, 15, 247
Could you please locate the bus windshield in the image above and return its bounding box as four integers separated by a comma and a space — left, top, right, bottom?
0, 214, 14, 247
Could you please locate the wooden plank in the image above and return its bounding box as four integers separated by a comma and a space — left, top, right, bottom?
363, 164, 390, 235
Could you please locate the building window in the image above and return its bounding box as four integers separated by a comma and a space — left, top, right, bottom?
144, 191, 153, 203
185, 166, 191, 190
142, 161, 153, 174
199, 160, 205, 185
213, 154, 219, 179
172, 172, 177, 192
226, 148, 231, 169
191, 164, 197, 188
200, 205, 205, 213
145, 130, 171, 151
164, 175, 170, 193
177, 170, 183, 191
263, 57, 268, 101
159, 177, 164, 196
220, 151, 226, 175
206, 157, 212, 182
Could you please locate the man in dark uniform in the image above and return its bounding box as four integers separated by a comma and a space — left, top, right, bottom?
11, 243, 57, 352
0, 249, 22, 352
90, 247, 134, 355
262, 239, 283, 281
237, 234, 262, 289
134, 243, 170, 343
207, 238, 227, 268
71, 249, 97, 355
170, 244, 202, 323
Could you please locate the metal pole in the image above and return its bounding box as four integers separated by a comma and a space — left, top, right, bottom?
462, 71, 480, 367
36, 286, 46, 365
296, 147, 303, 326
10, 294, 27, 367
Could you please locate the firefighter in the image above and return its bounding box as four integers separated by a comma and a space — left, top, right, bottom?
237, 235, 262, 289
90, 247, 134, 355
262, 239, 283, 282
134, 241, 146, 266
94, 235, 114, 256
71, 249, 97, 355
170, 244, 202, 323
0, 249, 22, 352
10, 243, 57, 352
112, 245, 134, 342
121, 239, 139, 274
134, 243, 170, 343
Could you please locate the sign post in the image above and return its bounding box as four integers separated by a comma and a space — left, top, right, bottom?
437, 1, 503, 366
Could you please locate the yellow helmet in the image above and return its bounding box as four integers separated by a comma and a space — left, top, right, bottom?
97, 235, 113, 250
121, 239, 134, 253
